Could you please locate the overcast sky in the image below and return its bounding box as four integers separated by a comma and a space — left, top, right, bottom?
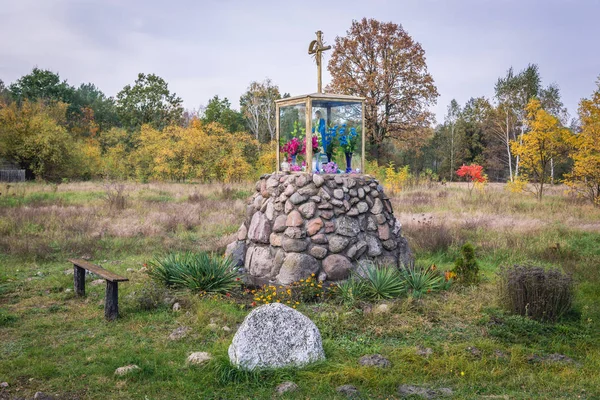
1, 0, 599, 123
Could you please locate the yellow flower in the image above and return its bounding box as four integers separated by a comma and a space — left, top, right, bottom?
311, 273, 315, 277
460, 371, 465, 376
300, 279, 304, 282
293, 306, 296, 309
311, 283, 314, 287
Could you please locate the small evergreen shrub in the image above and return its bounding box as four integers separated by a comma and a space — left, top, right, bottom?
497, 265, 573, 322
148, 252, 239, 294
452, 242, 480, 284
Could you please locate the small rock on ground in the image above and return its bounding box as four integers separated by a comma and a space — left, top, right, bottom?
114, 364, 140, 376
172, 302, 181, 312
528, 353, 575, 364
373, 303, 390, 314
168, 326, 191, 341
416, 346, 433, 358
222, 326, 231, 332
494, 350, 508, 359
187, 352, 212, 365
466, 346, 482, 358
275, 381, 298, 394
90, 279, 104, 286
0, 382, 8, 388
34, 392, 55, 400
397, 385, 453, 399
359, 354, 391, 368
336, 385, 360, 398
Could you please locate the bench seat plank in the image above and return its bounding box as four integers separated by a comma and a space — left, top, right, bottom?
68, 259, 129, 282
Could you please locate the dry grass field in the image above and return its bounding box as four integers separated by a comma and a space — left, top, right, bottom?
0, 180, 599, 399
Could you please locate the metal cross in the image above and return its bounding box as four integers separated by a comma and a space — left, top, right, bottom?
308, 30, 331, 93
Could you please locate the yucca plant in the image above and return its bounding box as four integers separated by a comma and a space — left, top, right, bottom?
364, 266, 405, 300
147, 252, 239, 293
400, 264, 445, 298
335, 276, 368, 305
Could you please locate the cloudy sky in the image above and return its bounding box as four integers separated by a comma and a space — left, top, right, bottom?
1, 0, 599, 123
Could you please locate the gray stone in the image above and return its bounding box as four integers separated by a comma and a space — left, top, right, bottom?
298, 184, 318, 197
318, 271, 327, 282
286, 210, 304, 227
333, 207, 346, 216
397, 385, 453, 399
273, 215, 287, 233
284, 183, 296, 196
320, 210, 334, 220
282, 238, 309, 252
416, 346, 433, 358
237, 223, 248, 240
115, 364, 140, 376
313, 174, 325, 187
172, 302, 181, 312
309, 246, 328, 259
336, 216, 361, 237
33, 393, 55, 400
347, 207, 359, 216
357, 201, 368, 213
378, 223, 390, 240
187, 352, 212, 365
373, 304, 390, 314
277, 253, 319, 284
295, 174, 309, 187
349, 197, 359, 205
317, 201, 332, 209
371, 198, 384, 214
284, 200, 294, 214
225, 241, 246, 267
359, 354, 391, 368
382, 239, 398, 250
248, 212, 271, 244
346, 178, 357, 188
349, 189, 358, 197
358, 188, 365, 198
91, 279, 104, 286
265, 201, 275, 221
375, 213, 387, 224
329, 235, 350, 253
324, 221, 336, 233
322, 254, 352, 280
276, 381, 299, 394
330, 198, 344, 207
311, 234, 328, 244
366, 235, 383, 257
272, 249, 286, 278
310, 195, 321, 203
318, 188, 331, 200
228, 303, 325, 370
334, 175, 344, 184
343, 199, 351, 210
284, 227, 305, 239
245, 246, 273, 277
333, 189, 344, 199
169, 326, 191, 341
299, 201, 317, 218
289, 192, 308, 205
336, 385, 360, 398
367, 216, 377, 231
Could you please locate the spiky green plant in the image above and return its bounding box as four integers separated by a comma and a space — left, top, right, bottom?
335, 276, 368, 305
147, 252, 239, 293
400, 264, 445, 298
364, 266, 405, 300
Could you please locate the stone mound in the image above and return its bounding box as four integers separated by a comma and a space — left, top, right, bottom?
226, 173, 412, 285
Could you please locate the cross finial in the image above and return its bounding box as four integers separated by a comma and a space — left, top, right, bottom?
308, 30, 332, 93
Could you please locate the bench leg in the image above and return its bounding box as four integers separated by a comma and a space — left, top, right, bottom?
105, 281, 119, 321
74, 265, 85, 296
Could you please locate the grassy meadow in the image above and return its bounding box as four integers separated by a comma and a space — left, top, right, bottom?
0, 181, 599, 399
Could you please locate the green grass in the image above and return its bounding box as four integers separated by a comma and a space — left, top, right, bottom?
0, 182, 599, 399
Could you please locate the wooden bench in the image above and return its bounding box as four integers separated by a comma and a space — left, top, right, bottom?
69, 259, 129, 321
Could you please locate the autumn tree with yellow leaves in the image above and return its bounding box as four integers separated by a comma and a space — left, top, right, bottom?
565, 79, 600, 206
510, 99, 571, 200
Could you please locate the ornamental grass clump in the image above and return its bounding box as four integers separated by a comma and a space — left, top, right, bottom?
147, 252, 239, 294
497, 265, 573, 322
364, 266, 405, 300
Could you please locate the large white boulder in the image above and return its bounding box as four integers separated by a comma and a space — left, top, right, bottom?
228, 303, 325, 370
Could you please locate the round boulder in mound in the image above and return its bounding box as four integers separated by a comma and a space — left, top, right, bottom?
228, 303, 325, 370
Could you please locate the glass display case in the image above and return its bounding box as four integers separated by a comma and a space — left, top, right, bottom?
276, 93, 365, 174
